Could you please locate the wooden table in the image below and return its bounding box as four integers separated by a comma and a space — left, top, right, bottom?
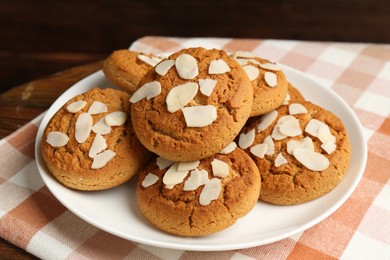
0, 61, 103, 259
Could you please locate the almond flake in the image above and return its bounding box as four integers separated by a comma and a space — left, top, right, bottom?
238, 128, 255, 149
248, 59, 262, 66
182, 105, 217, 127
235, 58, 249, 66
156, 157, 174, 170
263, 135, 275, 155
46, 131, 69, 147
92, 117, 111, 135
175, 54, 199, 80
233, 51, 257, 58
243, 65, 260, 81
321, 140, 337, 154
66, 100, 87, 113
257, 110, 278, 132
271, 125, 287, 140
155, 59, 175, 76
278, 117, 302, 137
105, 111, 127, 126
283, 93, 291, 105
142, 173, 159, 188
178, 160, 200, 171
219, 142, 237, 154
318, 125, 336, 143
199, 178, 221, 206
183, 168, 209, 191
264, 72, 278, 87
88, 101, 108, 115
208, 59, 230, 74
129, 81, 161, 103
289, 103, 308, 115
286, 137, 314, 154
88, 134, 107, 158
75, 113, 93, 143
293, 148, 329, 171
137, 54, 161, 67
166, 82, 198, 112
198, 79, 217, 96
275, 153, 288, 167
162, 162, 188, 187
91, 149, 116, 169
250, 143, 268, 158
305, 119, 327, 137
259, 62, 281, 71
211, 159, 229, 178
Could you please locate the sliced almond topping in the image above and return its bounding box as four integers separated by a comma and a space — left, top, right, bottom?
293, 148, 329, 171
235, 58, 249, 66
305, 119, 327, 137
155, 59, 175, 76
238, 128, 255, 149
199, 178, 221, 206
198, 79, 217, 96
248, 59, 262, 66
318, 125, 336, 143
46, 131, 69, 147
263, 135, 275, 155
250, 143, 268, 158
88, 134, 107, 158
211, 159, 229, 178
142, 173, 159, 188
166, 82, 198, 112
219, 142, 237, 154
105, 111, 127, 126
321, 140, 337, 154
259, 62, 281, 71
91, 149, 116, 169
129, 81, 161, 103
271, 125, 287, 140
289, 103, 308, 115
264, 72, 278, 87
137, 54, 161, 67
182, 105, 217, 127
257, 110, 278, 132
208, 59, 230, 74
156, 157, 174, 170
162, 162, 188, 187
183, 168, 209, 191
75, 113, 93, 143
66, 100, 87, 113
283, 93, 291, 105
286, 137, 314, 154
278, 117, 302, 137
243, 65, 260, 81
92, 117, 111, 135
275, 153, 288, 167
233, 51, 257, 58
175, 54, 199, 80
178, 160, 200, 171
88, 101, 108, 115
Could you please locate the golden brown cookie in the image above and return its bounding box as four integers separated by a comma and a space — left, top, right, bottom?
137, 148, 261, 236
286, 82, 305, 104
237, 101, 350, 205
130, 47, 253, 162
231, 52, 288, 117
41, 87, 151, 191
103, 50, 162, 94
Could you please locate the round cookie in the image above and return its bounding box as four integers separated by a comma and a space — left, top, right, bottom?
231, 52, 288, 117
41, 87, 151, 191
130, 47, 253, 162
103, 50, 162, 94
137, 148, 261, 236
285, 82, 305, 104
237, 100, 350, 205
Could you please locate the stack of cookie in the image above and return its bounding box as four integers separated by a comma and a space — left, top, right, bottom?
41, 47, 350, 237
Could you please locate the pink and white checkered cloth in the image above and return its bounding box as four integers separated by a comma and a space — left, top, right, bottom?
0, 37, 389, 259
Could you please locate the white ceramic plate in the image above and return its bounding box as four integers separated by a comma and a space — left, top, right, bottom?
35, 65, 367, 251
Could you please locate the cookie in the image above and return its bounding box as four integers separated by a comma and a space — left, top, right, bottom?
285, 82, 305, 104
231, 52, 288, 117
103, 50, 162, 94
237, 100, 350, 205
130, 47, 253, 162
41, 87, 151, 190
137, 147, 261, 236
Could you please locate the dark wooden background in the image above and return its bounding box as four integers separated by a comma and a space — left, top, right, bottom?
1, 0, 390, 258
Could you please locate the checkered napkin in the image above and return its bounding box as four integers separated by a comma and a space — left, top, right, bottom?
1, 37, 389, 259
